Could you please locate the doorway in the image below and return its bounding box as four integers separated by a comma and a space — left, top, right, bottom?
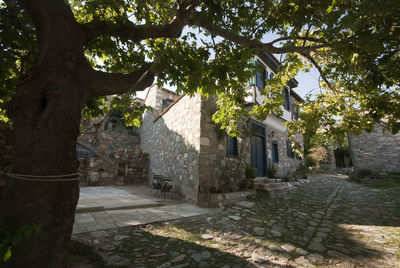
251, 123, 267, 177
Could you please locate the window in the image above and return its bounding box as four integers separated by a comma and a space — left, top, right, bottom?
256, 61, 272, 90
272, 142, 279, 163
249, 75, 256, 86
226, 135, 238, 157
269, 73, 274, 80
248, 58, 256, 86
283, 88, 290, 111
286, 140, 295, 158
162, 98, 174, 111
292, 104, 299, 120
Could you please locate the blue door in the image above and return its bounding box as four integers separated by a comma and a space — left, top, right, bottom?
251, 124, 267, 177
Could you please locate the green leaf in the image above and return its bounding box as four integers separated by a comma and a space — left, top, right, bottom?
326, 0, 336, 13
3, 246, 11, 263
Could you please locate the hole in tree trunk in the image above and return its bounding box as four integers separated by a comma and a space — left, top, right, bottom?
40, 97, 47, 112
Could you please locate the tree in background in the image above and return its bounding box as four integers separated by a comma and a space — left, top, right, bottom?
0, 0, 399, 267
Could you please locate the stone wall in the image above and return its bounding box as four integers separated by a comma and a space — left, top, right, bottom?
81, 156, 148, 186
198, 97, 247, 195
319, 147, 337, 173
144, 86, 181, 118
79, 129, 140, 156
265, 122, 303, 177
349, 124, 400, 173
141, 87, 304, 206
197, 98, 304, 195
141, 89, 201, 203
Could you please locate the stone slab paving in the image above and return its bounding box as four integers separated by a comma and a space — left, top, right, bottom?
74, 204, 220, 234
72, 174, 400, 267
77, 185, 165, 213
74, 185, 219, 234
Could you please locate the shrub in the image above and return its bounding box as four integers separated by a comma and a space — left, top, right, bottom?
295, 164, 309, 179
357, 168, 373, 178
309, 146, 331, 164
267, 164, 277, 178
304, 156, 316, 168
245, 166, 257, 179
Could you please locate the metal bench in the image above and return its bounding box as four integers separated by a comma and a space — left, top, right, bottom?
152, 175, 174, 199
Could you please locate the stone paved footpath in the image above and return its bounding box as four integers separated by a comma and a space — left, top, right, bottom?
72, 174, 400, 268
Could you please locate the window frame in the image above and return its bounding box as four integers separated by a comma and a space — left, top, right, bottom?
283, 88, 291, 111
226, 135, 239, 158
162, 98, 174, 111
272, 141, 279, 163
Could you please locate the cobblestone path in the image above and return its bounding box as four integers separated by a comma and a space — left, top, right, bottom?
72, 174, 400, 267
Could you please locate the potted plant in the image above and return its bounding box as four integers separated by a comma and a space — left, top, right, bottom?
245, 166, 257, 179
267, 163, 277, 178
118, 148, 126, 159
142, 152, 149, 161
241, 166, 257, 190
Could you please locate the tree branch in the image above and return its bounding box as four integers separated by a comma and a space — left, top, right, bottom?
190, 15, 327, 54
81, 0, 204, 44
269, 36, 325, 45
21, 0, 51, 64
21, 0, 88, 63
87, 63, 155, 97
299, 52, 338, 95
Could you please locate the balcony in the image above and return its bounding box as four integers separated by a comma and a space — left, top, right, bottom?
245, 85, 292, 122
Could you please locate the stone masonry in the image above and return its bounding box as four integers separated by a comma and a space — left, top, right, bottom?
348, 124, 400, 173
198, 96, 247, 194
141, 86, 304, 206
141, 88, 201, 203
81, 156, 149, 186
265, 126, 303, 177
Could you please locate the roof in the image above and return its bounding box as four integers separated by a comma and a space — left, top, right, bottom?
257, 52, 299, 89
143, 84, 179, 103
290, 89, 304, 102
134, 97, 145, 105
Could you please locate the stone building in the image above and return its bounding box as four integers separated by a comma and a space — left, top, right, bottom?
348, 124, 400, 174
77, 98, 148, 186
141, 53, 304, 206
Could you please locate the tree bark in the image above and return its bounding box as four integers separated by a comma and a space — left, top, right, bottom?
0, 1, 154, 267
0, 63, 86, 267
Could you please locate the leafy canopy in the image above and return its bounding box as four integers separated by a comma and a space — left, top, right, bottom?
1, 0, 399, 137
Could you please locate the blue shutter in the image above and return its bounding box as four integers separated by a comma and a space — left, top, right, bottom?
263, 69, 268, 87
248, 58, 256, 86
255, 61, 262, 89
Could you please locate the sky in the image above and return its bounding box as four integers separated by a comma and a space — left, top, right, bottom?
293, 69, 321, 99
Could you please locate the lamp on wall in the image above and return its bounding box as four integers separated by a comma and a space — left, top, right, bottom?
269, 131, 275, 139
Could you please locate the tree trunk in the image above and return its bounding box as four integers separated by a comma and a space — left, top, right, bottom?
0, 65, 85, 268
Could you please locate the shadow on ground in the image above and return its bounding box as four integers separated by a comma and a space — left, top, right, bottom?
163, 174, 400, 266
71, 226, 296, 268
72, 174, 400, 267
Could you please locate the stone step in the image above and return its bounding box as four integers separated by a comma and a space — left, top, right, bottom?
76, 202, 165, 214
254, 182, 294, 192
254, 177, 282, 183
